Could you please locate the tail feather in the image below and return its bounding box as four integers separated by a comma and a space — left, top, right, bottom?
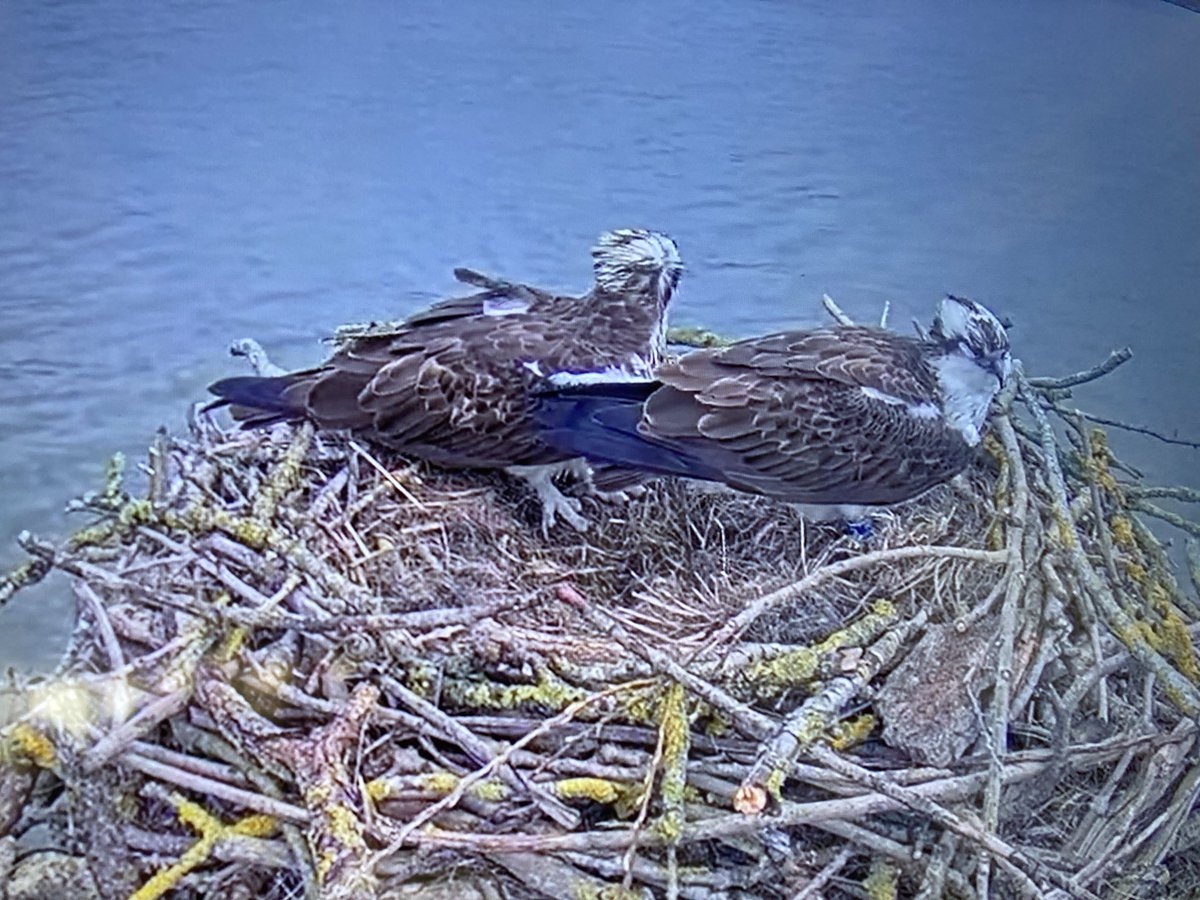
207, 374, 307, 427
533, 381, 718, 482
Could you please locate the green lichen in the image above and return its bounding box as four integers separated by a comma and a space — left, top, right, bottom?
1111, 515, 1136, 549
666, 325, 733, 348
100, 452, 127, 506
829, 714, 876, 750
655, 681, 690, 843
743, 600, 896, 698
572, 885, 644, 900
441, 668, 589, 712
764, 764, 788, 802
7, 722, 57, 768
864, 858, 898, 900
413, 771, 509, 802
129, 798, 275, 900
251, 425, 313, 523
555, 777, 623, 805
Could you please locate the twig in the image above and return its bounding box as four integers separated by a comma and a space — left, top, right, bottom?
122, 752, 310, 823
793, 846, 852, 899
370, 681, 642, 868
709, 545, 1007, 648
1130, 499, 1200, 538
821, 293, 855, 326
1070, 410, 1200, 450
977, 410, 1030, 897
1026, 347, 1133, 389
378, 674, 579, 829
622, 695, 669, 892
1018, 368, 1200, 718
559, 584, 775, 739
83, 689, 191, 772
347, 440, 426, 510
808, 744, 1074, 898
736, 610, 927, 814
1127, 486, 1200, 504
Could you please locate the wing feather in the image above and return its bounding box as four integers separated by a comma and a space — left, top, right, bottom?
630, 328, 969, 504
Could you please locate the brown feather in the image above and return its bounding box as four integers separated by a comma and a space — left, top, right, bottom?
633, 327, 972, 505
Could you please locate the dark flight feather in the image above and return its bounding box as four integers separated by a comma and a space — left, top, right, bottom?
534, 319, 1003, 507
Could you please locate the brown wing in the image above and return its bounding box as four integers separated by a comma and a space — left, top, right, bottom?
270, 287, 659, 468
638, 327, 970, 504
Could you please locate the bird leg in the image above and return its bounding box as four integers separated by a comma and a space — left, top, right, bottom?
574, 460, 649, 502
505, 464, 589, 534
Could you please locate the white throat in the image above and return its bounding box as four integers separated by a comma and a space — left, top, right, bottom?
931, 353, 1001, 446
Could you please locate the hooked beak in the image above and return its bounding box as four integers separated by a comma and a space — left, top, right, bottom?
987, 354, 1013, 385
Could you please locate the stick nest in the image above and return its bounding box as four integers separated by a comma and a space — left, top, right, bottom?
2, 360, 1199, 900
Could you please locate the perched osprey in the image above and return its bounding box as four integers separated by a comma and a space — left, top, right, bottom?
533, 296, 1012, 520
208, 228, 683, 530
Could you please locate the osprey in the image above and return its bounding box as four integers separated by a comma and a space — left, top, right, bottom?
533, 296, 1012, 520
208, 228, 683, 530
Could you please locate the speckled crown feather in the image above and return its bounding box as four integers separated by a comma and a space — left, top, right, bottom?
591, 228, 683, 303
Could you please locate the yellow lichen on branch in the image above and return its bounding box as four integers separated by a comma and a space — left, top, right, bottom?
128, 795, 276, 900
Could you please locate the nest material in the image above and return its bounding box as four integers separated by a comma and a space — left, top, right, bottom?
1, 357, 1199, 899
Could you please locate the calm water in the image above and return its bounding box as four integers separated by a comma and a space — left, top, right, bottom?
2, 0, 1198, 669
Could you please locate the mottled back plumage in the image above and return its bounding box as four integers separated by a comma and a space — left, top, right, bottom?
535, 296, 1011, 509
209, 229, 682, 475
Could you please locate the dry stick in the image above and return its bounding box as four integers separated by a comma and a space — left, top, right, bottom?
806, 744, 1074, 900
1188, 538, 1200, 605
557, 850, 746, 894
83, 688, 191, 772
915, 831, 961, 900
1122, 751, 1200, 885
490, 851, 633, 900
821, 293, 856, 326
73, 581, 126, 672
817, 818, 976, 898
1018, 368, 1200, 719
378, 675, 579, 830
135, 527, 304, 628
396, 753, 1108, 856
1073, 410, 1200, 450
1077, 418, 1120, 583
1127, 485, 1200, 503
1070, 727, 1196, 891
976, 409, 1030, 898
558, 584, 776, 739
123, 824, 293, 871
1131, 499, 1200, 539
660, 681, 689, 900
792, 845, 853, 900
0, 556, 52, 608
622, 701, 669, 893
122, 752, 311, 823
1026, 347, 1132, 389
735, 609, 928, 815
708, 545, 1007, 649
127, 739, 250, 785
347, 440, 426, 510
369, 680, 646, 870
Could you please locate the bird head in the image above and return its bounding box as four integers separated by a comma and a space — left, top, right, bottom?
592, 229, 683, 306
929, 295, 1012, 385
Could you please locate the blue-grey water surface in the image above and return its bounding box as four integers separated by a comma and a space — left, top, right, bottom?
2, 0, 1198, 669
